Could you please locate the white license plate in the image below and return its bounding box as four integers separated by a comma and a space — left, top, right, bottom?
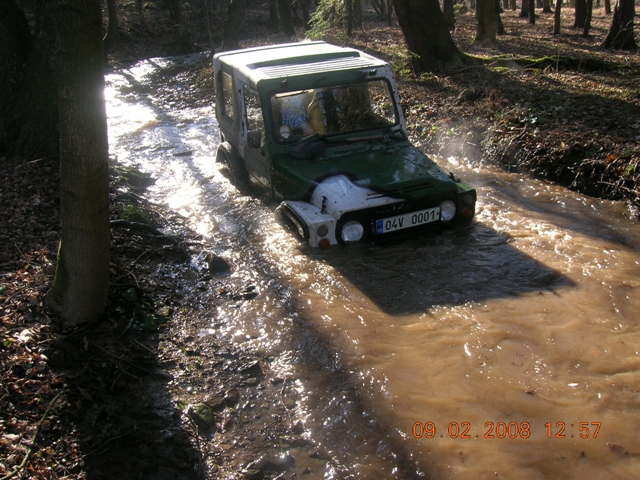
375, 207, 440, 234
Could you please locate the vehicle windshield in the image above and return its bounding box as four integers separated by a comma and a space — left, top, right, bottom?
270, 79, 398, 143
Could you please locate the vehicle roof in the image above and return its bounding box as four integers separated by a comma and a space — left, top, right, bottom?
213, 41, 389, 84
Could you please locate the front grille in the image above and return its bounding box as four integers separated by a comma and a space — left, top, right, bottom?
336, 193, 456, 243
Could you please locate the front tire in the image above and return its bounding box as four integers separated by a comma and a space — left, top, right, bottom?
216, 142, 249, 189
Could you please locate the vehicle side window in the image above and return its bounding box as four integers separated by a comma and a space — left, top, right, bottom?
367, 81, 396, 126
244, 86, 264, 136
222, 72, 234, 119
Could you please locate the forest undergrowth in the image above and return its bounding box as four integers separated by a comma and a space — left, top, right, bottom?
351, 10, 640, 218
1, 3, 639, 479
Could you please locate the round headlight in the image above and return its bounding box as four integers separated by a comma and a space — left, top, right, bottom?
317, 224, 329, 237
341, 220, 364, 243
440, 200, 456, 222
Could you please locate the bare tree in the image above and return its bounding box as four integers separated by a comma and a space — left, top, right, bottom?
353, 0, 363, 28
529, 0, 536, 24
583, 0, 593, 36
369, 0, 395, 25
477, 0, 498, 42
0, 0, 32, 156
444, 0, 455, 29
602, 0, 637, 49
553, 0, 562, 34
168, 0, 183, 21
47, 0, 110, 325
168, 0, 194, 53
223, 0, 246, 50
269, 0, 280, 32
495, 0, 505, 34
392, 0, 467, 73
301, 0, 311, 29
278, 0, 296, 36
574, 0, 587, 27
520, 0, 528, 17
2, 0, 58, 160
103, 0, 118, 59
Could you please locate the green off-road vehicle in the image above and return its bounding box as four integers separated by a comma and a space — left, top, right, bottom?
213, 41, 476, 248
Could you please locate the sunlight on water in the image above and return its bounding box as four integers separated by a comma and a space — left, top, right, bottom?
106, 56, 640, 479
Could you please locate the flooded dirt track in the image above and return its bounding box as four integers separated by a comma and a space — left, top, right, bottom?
106, 55, 640, 479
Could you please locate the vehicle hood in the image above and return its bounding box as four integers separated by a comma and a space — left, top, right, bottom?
273, 141, 456, 200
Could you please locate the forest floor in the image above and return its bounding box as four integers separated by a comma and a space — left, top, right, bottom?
1, 3, 639, 480
353, 9, 640, 218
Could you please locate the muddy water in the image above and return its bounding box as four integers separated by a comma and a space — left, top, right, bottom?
106, 56, 640, 479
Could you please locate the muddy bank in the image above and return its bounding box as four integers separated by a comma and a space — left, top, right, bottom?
350, 11, 639, 218
0, 154, 322, 479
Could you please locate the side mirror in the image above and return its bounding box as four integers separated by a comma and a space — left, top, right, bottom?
247, 130, 261, 148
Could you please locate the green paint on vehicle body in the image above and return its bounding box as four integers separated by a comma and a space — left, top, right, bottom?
273, 141, 460, 200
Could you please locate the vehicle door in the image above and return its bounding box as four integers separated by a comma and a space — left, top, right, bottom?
241, 85, 271, 193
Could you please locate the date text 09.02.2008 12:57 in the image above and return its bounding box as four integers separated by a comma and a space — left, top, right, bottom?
412, 421, 601, 440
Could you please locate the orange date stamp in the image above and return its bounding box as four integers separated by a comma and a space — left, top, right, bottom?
412, 421, 601, 439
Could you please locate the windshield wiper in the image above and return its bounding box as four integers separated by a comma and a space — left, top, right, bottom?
327, 130, 406, 144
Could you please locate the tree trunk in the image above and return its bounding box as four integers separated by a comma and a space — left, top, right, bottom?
0, 0, 32, 156
477, 0, 497, 42
167, 0, 193, 53
168, 0, 183, 22
510, 0, 516, 10
222, 0, 246, 50
278, 0, 296, 37
602, 0, 637, 49
370, 0, 386, 21
496, 0, 505, 34
444, 0, 455, 29
269, 0, 280, 32
520, 0, 528, 17
574, 0, 586, 27
103, 0, 118, 59
392, 0, 465, 73
346, 0, 354, 36
529, 0, 536, 23
47, 0, 110, 326
3, 0, 58, 160
604, 0, 611, 14
301, 0, 311, 29
353, 0, 362, 27
278, 0, 295, 36
203, 0, 215, 53
553, 0, 562, 33
542, 0, 552, 13
582, 0, 593, 36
